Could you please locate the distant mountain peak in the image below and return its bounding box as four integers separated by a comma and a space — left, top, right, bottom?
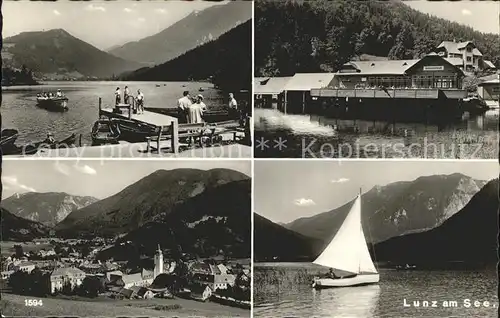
1, 192, 99, 226
287, 173, 487, 244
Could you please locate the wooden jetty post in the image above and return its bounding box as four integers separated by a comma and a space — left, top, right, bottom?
98, 97, 102, 118
170, 121, 179, 154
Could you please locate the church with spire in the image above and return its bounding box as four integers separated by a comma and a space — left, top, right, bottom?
109, 244, 165, 289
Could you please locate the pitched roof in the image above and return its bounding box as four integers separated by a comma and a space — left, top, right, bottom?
338, 54, 464, 76
438, 41, 482, 56
483, 60, 496, 69
284, 73, 335, 91
106, 270, 123, 276
478, 78, 499, 85
254, 77, 292, 95
121, 273, 144, 285
337, 60, 419, 75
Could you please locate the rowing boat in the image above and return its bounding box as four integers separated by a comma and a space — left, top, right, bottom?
21, 133, 77, 155
37, 96, 69, 111
91, 120, 121, 145
1, 129, 19, 148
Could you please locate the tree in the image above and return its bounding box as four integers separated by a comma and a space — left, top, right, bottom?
462, 75, 481, 92
8, 270, 30, 294
79, 276, 104, 298
61, 280, 74, 295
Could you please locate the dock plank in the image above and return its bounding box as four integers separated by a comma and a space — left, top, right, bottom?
100, 108, 178, 127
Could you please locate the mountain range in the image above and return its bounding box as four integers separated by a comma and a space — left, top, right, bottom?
254, 213, 324, 262
374, 178, 499, 264
104, 178, 251, 260
122, 20, 252, 92
2, 29, 142, 79
55, 168, 250, 237
1, 192, 98, 227
1, 207, 50, 241
284, 173, 486, 244
108, 1, 252, 65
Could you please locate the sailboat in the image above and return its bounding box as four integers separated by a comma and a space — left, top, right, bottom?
312, 191, 379, 288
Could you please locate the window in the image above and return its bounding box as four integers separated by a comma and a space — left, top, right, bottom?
466, 57, 472, 62
466, 47, 472, 53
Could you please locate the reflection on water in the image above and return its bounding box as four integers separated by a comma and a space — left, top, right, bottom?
2, 81, 224, 144
254, 108, 499, 158
254, 263, 499, 318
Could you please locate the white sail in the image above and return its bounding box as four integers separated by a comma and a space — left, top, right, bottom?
313, 194, 377, 274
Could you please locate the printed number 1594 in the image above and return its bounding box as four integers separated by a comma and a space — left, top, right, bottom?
25, 299, 43, 306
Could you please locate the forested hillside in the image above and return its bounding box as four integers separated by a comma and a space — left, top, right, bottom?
255, 0, 500, 76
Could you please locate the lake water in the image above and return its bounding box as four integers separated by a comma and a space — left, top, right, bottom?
254, 108, 499, 159
2, 81, 225, 145
254, 263, 498, 318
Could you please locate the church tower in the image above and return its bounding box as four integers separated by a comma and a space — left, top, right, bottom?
154, 244, 163, 278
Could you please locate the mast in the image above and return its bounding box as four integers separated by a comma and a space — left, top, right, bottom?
358, 188, 362, 274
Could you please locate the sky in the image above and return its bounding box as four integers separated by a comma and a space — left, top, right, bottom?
405, 0, 500, 34
1, 159, 251, 200
255, 160, 499, 224
2, 1, 228, 50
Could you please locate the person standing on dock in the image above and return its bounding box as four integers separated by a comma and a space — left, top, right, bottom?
136, 89, 145, 114
177, 91, 191, 124
187, 94, 205, 124
115, 87, 121, 106
228, 93, 238, 119
197, 94, 207, 112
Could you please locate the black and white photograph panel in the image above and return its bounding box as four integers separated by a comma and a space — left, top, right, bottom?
2, 0, 252, 158
253, 160, 498, 317
0, 160, 251, 317
254, 0, 499, 159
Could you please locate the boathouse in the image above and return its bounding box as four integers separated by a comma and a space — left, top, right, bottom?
309, 54, 468, 122
282, 73, 337, 114
332, 53, 465, 90
254, 76, 292, 109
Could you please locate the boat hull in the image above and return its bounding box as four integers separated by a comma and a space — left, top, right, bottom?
91, 120, 121, 145
312, 273, 379, 289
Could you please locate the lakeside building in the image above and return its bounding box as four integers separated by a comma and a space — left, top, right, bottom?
254, 76, 292, 109
433, 40, 496, 72
333, 53, 465, 90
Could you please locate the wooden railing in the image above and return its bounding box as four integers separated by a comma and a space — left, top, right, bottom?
310, 88, 466, 99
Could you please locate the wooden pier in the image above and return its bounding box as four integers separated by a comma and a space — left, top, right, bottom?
96, 97, 251, 154
98, 98, 178, 128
